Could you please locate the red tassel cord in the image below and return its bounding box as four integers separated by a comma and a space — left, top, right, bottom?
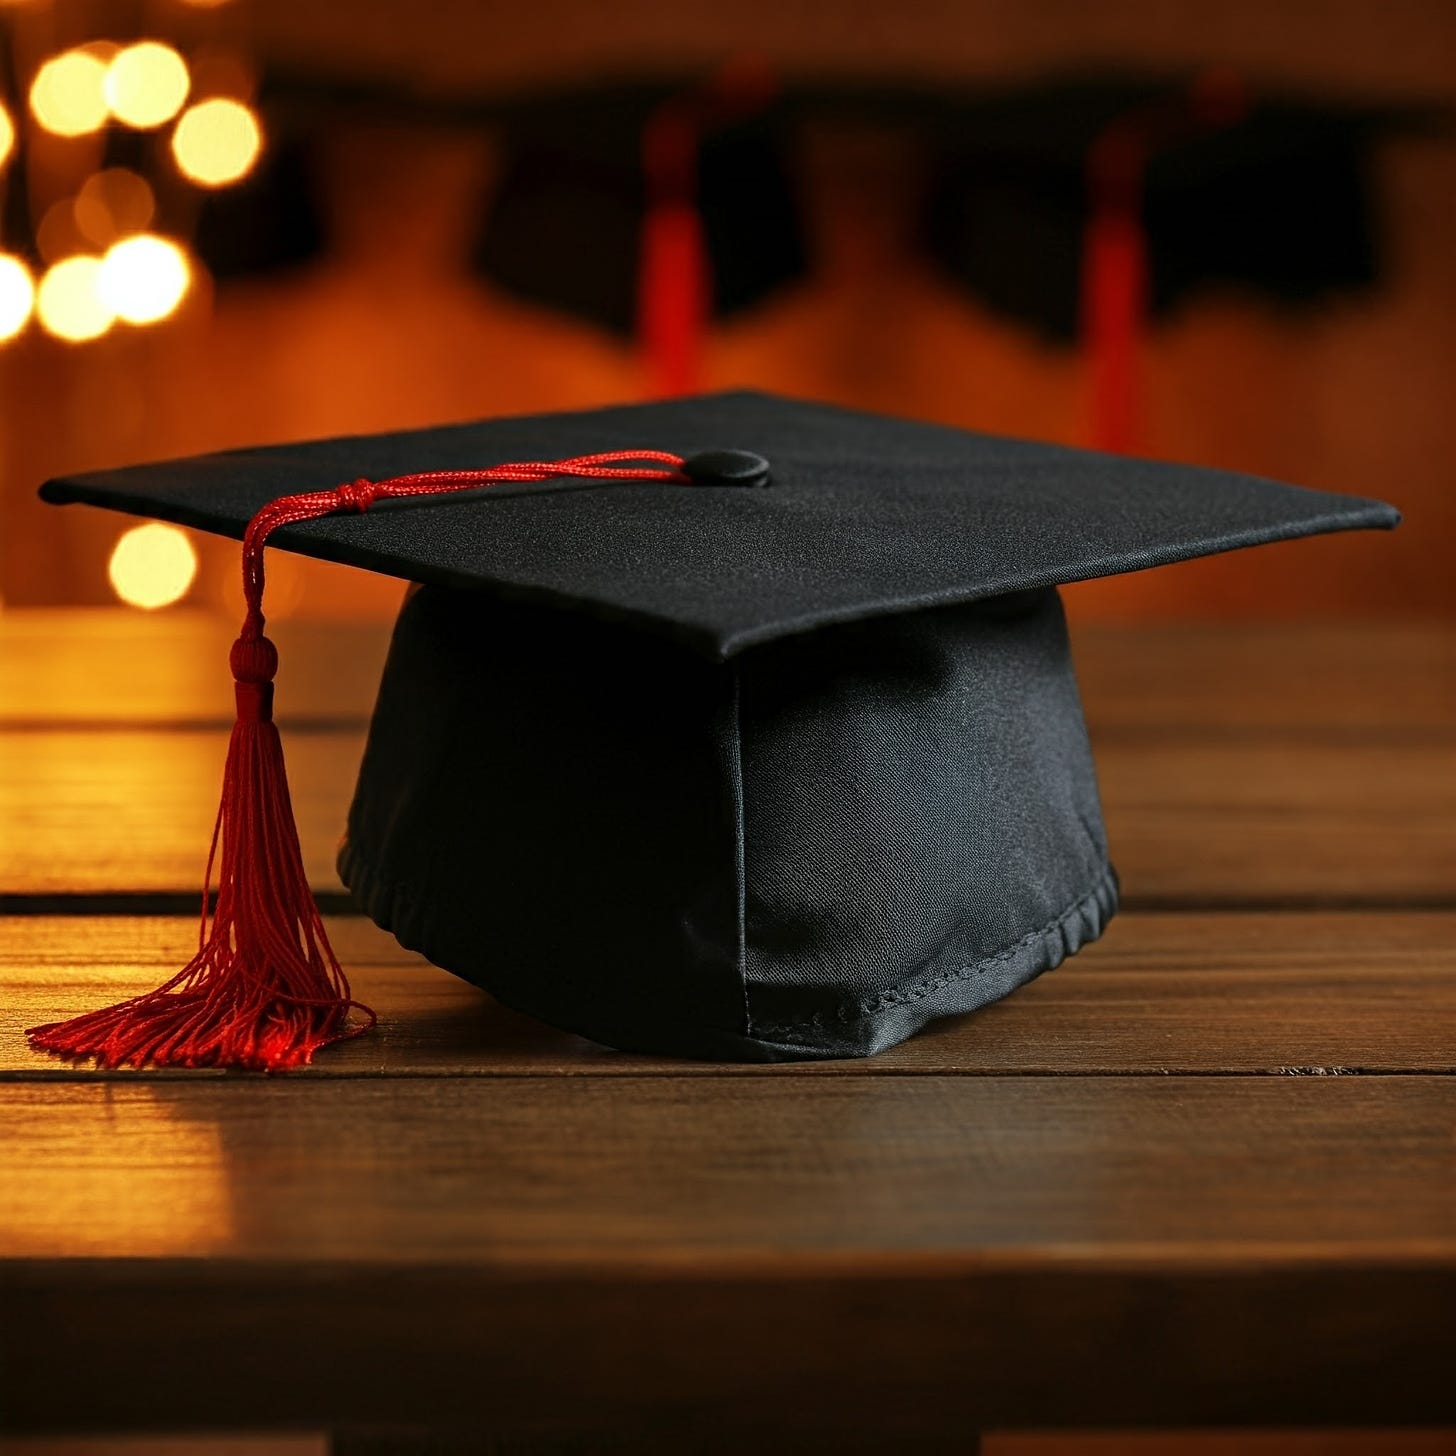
27, 450, 690, 1072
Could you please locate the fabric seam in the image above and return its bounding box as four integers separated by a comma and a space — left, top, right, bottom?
750, 865, 1116, 1035
728, 662, 751, 1038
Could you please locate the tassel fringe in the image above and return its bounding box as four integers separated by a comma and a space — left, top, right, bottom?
27, 633, 374, 1071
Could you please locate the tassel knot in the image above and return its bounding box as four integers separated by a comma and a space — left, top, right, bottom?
230, 632, 278, 684
334, 478, 379, 513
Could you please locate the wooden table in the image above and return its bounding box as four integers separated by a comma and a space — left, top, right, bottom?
2, 611, 1454, 1453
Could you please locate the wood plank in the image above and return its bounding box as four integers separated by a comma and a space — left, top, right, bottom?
1072, 621, 1456, 736
3, 1077, 1456, 1434
0, 728, 362, 896
8, 1260, 1455, 1438
5, 612, 1453, 735
3, 912, 1454, 1079
0, 609, 391, 727
5, 1075, 1455, 1262
3, 728, 1451, 903
1097, 737, 1456, 905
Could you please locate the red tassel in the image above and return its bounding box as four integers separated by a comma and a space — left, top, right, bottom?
28, 451, 689, 1072
639, 196, 711, 399
1081, 178, 1147, 456
638, 61, 778, 398
27, 628, 374, 1071
1080, 70, 1248, 455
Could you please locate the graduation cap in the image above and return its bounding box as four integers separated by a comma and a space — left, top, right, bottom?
28, 391, 1397, 1070
921, 73, 1406, 340
920, 73, 1423, 449
474, 73, 808, 394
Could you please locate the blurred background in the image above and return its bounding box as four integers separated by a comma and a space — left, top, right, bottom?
0, 0, 1451, 627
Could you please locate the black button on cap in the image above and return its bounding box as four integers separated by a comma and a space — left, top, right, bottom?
681, 449, 772, 488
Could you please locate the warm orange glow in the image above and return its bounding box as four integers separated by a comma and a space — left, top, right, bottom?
98, 233, 191, 324
36, 255, 113, 341
189, 48, 257, 103
4, 1086, 236, 1255
75, 167, 157, 248
0, 103, 14, 167
108, 524, 199, 609
30, 49, 110, 137
172, 97, 261, 187
105, 42, 190, 129
0, 254, 35, 341
36, 200, 88, 263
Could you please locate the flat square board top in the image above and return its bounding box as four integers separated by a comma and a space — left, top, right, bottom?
41, 390, 1398, 657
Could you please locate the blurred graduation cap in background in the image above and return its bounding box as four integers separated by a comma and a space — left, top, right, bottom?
170, 66, 1431, 448
921, 72, 1400, 339
473, 67, 809, 395
920, 72, 1427, 449
466, 68, 1427, 443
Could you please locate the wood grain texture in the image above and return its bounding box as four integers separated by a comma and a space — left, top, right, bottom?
0, 610, 391, 728
0, 728, 362, 895
1072, 621, 1456, 736
1097, 737, 1456, 904
4, 912, 1454, 1079
3, 1078, 1456, 1434
3, 728, 1452, 903
5, 1075, 1455, 1262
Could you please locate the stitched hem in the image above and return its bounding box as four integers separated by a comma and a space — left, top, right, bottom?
340, 833, 1117, 1063
751, 867, 1119, 1036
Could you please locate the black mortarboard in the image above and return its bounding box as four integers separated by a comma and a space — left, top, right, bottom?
31, 391, 1398, 1069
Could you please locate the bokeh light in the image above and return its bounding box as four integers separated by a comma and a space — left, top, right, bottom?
0, 103, 14, 167
98, 233, 191, 324
0, 255, 35, 340
30, 49, 110, 137
75, 168, 157, 248
105, 42, 190, 129
108, 524, 199, 609
171, 97, 261, 186
36, 256, 113, 341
